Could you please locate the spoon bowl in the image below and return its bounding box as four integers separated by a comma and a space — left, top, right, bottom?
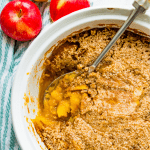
44, 71, 79, 101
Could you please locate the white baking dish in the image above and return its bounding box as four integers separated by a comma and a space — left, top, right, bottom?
11, 5, 150, 150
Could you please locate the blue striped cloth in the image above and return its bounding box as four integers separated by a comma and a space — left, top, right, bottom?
0, 0, 51, 149
0, 0, 95, 149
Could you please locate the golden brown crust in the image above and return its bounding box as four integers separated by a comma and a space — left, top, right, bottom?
33, 28, 150, 150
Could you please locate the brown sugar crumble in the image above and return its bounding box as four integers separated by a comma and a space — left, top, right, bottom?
32, 28, 150, 150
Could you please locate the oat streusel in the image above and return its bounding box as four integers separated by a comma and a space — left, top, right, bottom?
33, 28, 150, 150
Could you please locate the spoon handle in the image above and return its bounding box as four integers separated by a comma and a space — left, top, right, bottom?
89, 0, 150, 73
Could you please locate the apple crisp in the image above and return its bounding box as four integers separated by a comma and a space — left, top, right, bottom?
33, 28, 150, 150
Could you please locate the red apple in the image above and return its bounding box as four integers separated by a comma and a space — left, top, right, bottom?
0, 0, 42, 41
50, 0, 90, 22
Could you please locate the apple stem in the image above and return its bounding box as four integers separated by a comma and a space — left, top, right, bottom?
18, 9, 22, 18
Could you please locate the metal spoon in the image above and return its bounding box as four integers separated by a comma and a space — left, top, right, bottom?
44, 0, 150, 99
